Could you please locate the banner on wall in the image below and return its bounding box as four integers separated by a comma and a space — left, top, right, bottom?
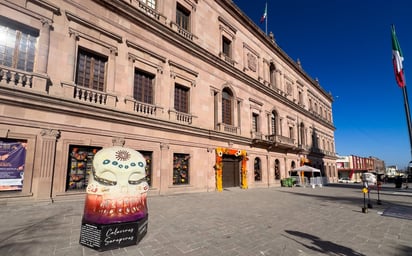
0, 141, 27, 191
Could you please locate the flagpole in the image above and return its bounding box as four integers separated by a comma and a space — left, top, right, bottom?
392, 24, 412, 160
265, 2, 268, 35
401, 85, 412, 159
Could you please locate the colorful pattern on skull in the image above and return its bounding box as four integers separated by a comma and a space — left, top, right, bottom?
83, 146, 148, 224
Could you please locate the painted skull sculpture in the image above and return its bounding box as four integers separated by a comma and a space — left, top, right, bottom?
83, 146, 148, 224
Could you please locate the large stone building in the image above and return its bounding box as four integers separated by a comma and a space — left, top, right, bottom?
0, 0, 337, 201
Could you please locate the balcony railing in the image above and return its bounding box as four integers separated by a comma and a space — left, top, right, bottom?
124, 97, 158, 117
0, 65, 49, 93
219, 52, 235, 66
121, 0, 166, 23
217, 123, 239, 134
266, 134, 295, 146
58, 82, 118, 107
169, 109, 193, 124
73, 86, 108, 104
137, 0, 160, 20
251, 131, 263, 140
0, 68, 32, 88
177, 26, 193, 40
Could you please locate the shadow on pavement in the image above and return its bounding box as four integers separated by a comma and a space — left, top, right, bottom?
382, 205, 412, 220
279, 188, 412, 211
283, 230, 366, 256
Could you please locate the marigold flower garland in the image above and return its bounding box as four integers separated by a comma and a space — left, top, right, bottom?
215, 147, 248, 191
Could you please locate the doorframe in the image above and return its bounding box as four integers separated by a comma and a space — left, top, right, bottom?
215, 147, 248, 191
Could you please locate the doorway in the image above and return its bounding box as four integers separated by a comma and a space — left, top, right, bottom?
222, 154, 241, 188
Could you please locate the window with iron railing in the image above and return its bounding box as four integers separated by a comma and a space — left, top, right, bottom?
173, 153, 190, 185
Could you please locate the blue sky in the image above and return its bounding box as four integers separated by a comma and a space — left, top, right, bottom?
233, 0, 412, 169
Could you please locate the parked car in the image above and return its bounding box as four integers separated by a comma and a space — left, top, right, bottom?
338, 177, 353, 183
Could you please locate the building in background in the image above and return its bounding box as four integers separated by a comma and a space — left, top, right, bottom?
336, 155, 385, 182
0, 0, 337, 201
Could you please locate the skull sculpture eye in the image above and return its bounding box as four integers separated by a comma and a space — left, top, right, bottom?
129, 171, 145, 185
94, 170, 117, 186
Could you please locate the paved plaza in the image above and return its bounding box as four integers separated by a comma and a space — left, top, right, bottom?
1, 184, 412, 256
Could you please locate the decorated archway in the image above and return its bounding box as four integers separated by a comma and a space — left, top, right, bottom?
215, 147, 248, 191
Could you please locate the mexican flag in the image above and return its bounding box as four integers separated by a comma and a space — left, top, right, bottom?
391, 25, 406, 88
260, 3, 267, 24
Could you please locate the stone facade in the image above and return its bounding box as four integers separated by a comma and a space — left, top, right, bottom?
0, 0, 338, 201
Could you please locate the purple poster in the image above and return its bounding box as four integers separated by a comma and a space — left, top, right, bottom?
0, 141, 27, 191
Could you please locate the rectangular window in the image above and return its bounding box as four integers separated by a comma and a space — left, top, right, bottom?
134, 69, 154, 104
66, 145, 101, 191
222, 95, 232, 125
176, 3, 190, 31
174, 84, 189, 113
76, 48, 107, 91
143, 0, 156, 9
139, 150, 153, 187
222, 36, 231, 57
214, 91, 218, 129
0, 23, 37, 72
252, 113, 259, 132
271, 113, 277, 135
173, 153, 189, 185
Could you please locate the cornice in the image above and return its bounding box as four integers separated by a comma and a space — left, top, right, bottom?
28, 0, 61, 15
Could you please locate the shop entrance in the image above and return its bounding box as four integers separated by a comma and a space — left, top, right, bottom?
222, 155, 241, 188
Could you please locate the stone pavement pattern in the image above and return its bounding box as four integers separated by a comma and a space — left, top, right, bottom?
0, 185, 412, 256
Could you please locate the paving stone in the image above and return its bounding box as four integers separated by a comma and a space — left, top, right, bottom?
1, 184, 412, 255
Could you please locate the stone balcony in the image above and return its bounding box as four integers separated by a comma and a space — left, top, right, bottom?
217, 123, 239, 134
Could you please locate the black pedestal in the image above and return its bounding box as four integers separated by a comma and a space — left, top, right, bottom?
79, 215, 148, 251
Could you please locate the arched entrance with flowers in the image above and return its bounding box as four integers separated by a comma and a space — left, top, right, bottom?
215, 147, 248, 191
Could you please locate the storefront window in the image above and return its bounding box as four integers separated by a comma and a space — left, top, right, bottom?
139, 150, 152, 187
0, 139, 27, 191
66, 145, 101, 191
173, 153, 189, 185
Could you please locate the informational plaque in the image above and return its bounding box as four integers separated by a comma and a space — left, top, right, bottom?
80, 215, 148, 251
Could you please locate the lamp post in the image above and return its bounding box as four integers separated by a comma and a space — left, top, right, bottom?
362, 186, 368, 213
365, 181, 373, 209
377, 181, 382, 205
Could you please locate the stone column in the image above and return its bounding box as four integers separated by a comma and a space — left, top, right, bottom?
36, 19, 51, 74
106, 47, 117, 93
275, 69, 282, 90
159, 143, 169, 194
33, 129, 60, 200
67, 29, 79, 83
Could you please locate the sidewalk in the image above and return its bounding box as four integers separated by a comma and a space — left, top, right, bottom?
1, 185, 412, 256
